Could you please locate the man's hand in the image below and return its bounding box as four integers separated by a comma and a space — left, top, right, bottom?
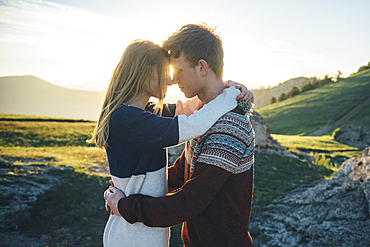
104, 185, 126, 217
224, 80, 255, 103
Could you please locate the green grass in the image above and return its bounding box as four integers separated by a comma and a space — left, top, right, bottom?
0, 146, 108, 174
252, 153, 334, 208
272, 134, 361, 168
258, 69, 370, 135
11, 169, 110, 247
341, 103, 370, 127
272, 134, 359, 152
0, 113, 93, 122
0, 120, 95, 147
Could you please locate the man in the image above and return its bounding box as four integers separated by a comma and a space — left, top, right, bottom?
105, 23, 255, 246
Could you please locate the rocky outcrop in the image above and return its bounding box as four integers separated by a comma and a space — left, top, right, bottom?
252, 149, 370, 247
250, 111, 294, 157
333, 125, 370, 149
168, 111, 293, 163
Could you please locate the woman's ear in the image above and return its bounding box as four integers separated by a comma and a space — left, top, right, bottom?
198, 59, 208, 76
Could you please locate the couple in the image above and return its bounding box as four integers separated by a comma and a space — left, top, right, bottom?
92, 23, 255, 247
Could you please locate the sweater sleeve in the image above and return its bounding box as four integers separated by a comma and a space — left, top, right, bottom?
118, 163, 231, 227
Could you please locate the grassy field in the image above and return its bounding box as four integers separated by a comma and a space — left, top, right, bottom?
1, 114, 360, 246
257, 69, 370, 135
272, 134, 360, 153
0, 118, 95, 147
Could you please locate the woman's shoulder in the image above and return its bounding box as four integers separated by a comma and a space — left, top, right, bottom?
111, 104, 168, 128
111, 104, 145, 119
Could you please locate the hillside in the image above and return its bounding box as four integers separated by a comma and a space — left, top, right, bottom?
258, 69, 370, 135
251, 77, 318, 109
0, 76, 103, 120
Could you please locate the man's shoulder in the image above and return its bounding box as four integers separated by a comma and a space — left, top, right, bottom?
196, 111, 255, 174
204, 111, 254, 143
218, 110, 251, 126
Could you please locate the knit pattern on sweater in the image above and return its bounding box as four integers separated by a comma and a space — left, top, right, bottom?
186, 111, 254, 174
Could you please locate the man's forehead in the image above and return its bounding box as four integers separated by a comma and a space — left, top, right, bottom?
170, 52, 188, 66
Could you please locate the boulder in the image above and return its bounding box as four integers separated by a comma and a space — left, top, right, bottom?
252, 154, 370, 246
363, 146, 370, 157
333, 125, 370, 149
250, 111, 294, 157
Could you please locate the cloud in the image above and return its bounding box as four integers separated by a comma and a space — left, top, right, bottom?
0, 0, 141, 88
0, 0, 133, 46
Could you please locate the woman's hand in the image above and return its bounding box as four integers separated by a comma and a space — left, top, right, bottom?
104, 185, 126, 217
224, 80, 255, 103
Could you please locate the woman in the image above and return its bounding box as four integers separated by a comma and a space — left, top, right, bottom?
90, 40, 251, 247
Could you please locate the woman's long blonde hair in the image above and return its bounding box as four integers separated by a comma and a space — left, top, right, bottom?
89, 40, 170, 148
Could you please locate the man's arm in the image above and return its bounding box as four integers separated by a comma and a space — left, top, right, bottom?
116, 163, 231, 227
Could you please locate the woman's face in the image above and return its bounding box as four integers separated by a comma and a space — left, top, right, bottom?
146, 64, 172, 99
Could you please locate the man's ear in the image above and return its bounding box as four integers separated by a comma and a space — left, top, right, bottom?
198, 59, 208, 76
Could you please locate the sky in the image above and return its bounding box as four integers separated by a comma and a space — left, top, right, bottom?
1, 0, 369, 100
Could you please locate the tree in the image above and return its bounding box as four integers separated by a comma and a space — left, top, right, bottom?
278, 93, 287, 102
357, 62, 370, 73
322, 74, 333, 85
335, 70, 343, 81
270, 97, 277, 104
301, 82, 314, 92
287, 86, 300, 98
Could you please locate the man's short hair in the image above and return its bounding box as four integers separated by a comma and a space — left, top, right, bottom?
162, 23, 224, 78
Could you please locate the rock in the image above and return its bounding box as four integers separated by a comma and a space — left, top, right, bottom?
252, 155, 370, 246
0, 159, 74, 246
333, 125, 370, 149
250, 111, 295, 157
167, 111, 294, 162
363, 146, 370, 156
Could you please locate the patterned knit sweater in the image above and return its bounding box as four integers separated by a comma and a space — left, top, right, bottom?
103, 87, 240, 247
118, 107, 255, 247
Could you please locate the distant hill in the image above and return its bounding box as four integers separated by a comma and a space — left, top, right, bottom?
0, 76, 103, 120
251, 77, 318, 109
258, 69, 370, 135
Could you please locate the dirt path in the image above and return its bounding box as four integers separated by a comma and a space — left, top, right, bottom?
308, 97, 370, 136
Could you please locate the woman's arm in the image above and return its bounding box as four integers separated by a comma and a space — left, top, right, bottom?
145, 102, 176, 117
124, 87, 240, 150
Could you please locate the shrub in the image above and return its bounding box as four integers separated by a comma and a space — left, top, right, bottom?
278, 93, 287, 102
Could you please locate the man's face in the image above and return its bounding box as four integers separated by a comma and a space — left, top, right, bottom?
170, 52, 201, 98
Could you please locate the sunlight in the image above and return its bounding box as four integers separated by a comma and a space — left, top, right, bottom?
169, 65, 174, 80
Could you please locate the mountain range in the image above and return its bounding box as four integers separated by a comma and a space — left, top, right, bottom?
0, 76, 103, 120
